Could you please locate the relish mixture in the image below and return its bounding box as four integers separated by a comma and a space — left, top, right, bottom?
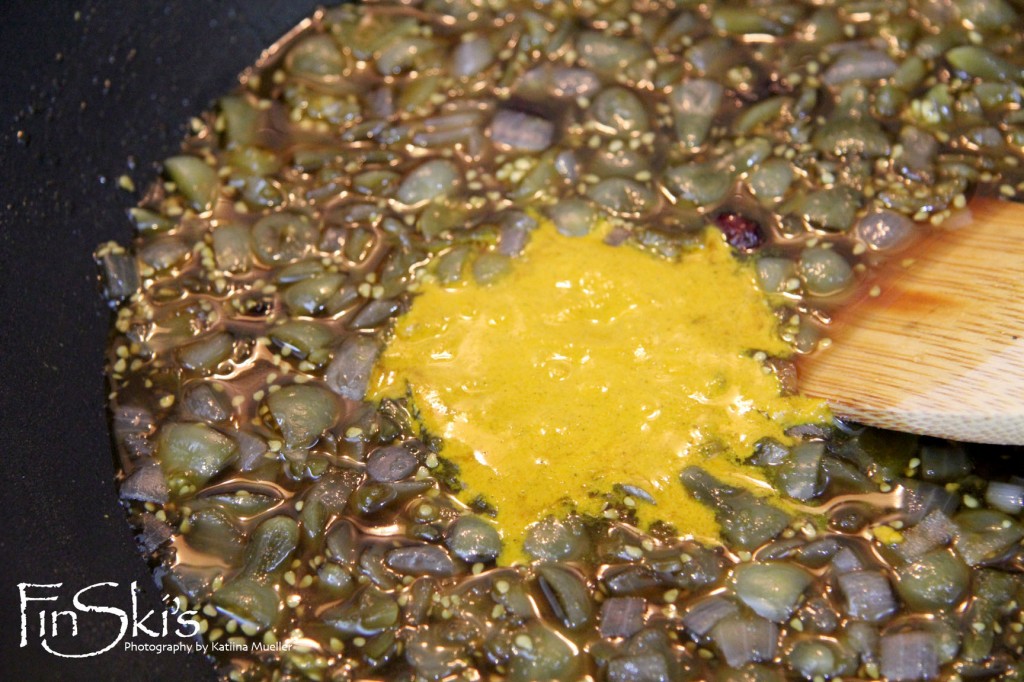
97, 1, 1024, 680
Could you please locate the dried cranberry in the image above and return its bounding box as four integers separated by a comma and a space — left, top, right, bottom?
714, 212, 764, 250
242, 297, 272, 317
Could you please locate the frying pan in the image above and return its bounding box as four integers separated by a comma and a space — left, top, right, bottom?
0, 1, 318, 678
4, 3, 1023, 680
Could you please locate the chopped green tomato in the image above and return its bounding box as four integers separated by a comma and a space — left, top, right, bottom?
164, 155, 218, 211
158, 422, 237, 487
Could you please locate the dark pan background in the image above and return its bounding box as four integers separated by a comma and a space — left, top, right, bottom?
0, 1, 319, 678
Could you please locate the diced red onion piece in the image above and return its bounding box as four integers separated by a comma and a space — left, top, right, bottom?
709, 613, 778, 667
120, 460, 170, 504
880, 631, 940, 681
899, 479, 959, 525
490, 110, 555, 152
136, 513, 174, 553
367, 445, 418, 483
114, 405, 154, 440
831, 546, 865, 574
919, 442, 971, 483
985, 481, 1024, 515
599, 597, 646, 638
681, 595, 738, 636
896, 509, 956, 562
498, 223, 530, 256
385, 545, 457, 577
837, 570, 896, 623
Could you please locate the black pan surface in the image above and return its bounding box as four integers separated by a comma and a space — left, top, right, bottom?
0, 2, 319, 678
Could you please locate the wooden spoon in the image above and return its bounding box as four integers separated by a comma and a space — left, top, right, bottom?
796, 198, 1024, 445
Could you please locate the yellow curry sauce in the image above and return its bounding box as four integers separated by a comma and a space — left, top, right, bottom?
370, 223, 830, 562
101, 2, 1024, 675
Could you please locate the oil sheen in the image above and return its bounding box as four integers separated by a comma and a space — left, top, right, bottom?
369, 224, 830, 563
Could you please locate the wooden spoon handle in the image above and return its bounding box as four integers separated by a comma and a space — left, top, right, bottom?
797, 198, 1024, 445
